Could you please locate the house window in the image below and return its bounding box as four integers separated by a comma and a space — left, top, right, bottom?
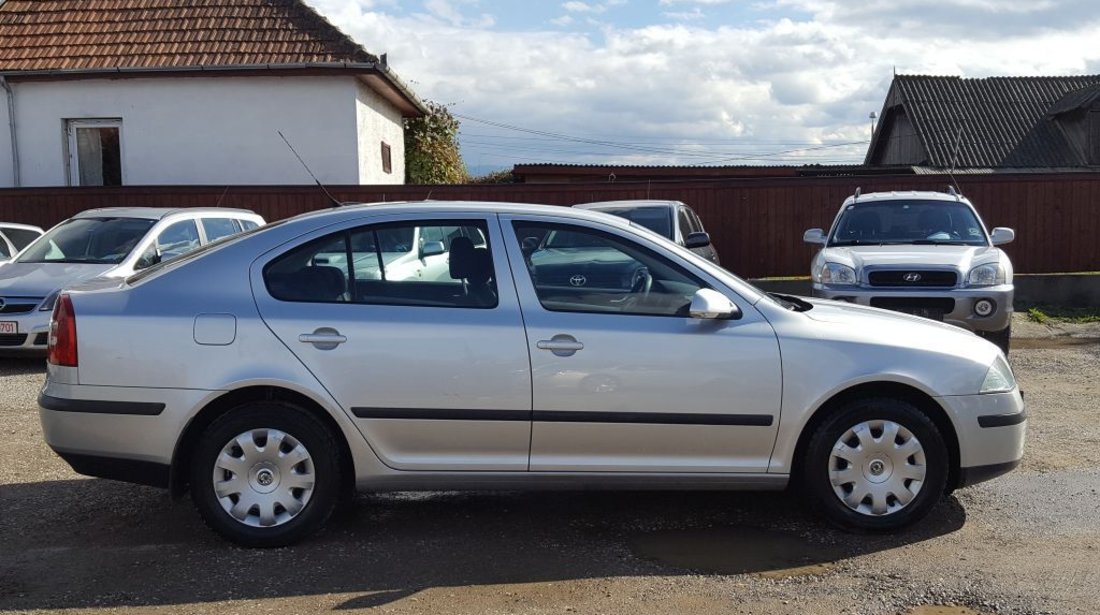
381, 142, 393, 175
66, 119, 123, 186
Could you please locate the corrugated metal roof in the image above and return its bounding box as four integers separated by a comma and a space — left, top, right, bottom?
0, 0, 375, 71
884, 75, 1100, 168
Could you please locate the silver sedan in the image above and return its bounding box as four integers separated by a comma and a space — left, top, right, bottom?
38, 202, 1025, 547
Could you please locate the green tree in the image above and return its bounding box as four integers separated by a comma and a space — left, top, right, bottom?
404, 100, 468, 184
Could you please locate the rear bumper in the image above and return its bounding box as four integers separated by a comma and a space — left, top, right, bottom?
51, 449, 170, 488
812, 284, 1013, 333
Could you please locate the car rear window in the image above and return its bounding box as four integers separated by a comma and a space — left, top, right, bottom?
2, 228, 41, 250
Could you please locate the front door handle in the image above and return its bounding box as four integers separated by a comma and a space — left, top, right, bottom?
537, 334, 584, 357
299, 327, 346, 350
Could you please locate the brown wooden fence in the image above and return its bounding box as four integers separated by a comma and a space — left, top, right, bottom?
1, 172, 1098, 278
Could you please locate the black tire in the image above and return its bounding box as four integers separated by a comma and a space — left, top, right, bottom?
801, 397, 949, 531
189, 402, 342, 547
983, 325, 1011, 355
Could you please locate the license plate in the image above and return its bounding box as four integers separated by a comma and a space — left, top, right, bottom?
0, 321, 17, 334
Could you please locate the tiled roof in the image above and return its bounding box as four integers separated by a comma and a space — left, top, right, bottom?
873, 75, 1100, 168
0, 0, 376, 72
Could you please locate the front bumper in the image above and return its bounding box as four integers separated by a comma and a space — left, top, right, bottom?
0, 310, 50, 356
936, 388, 1026, 488
813, 283, 1013, 333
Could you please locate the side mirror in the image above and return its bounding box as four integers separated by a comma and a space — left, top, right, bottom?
990, 227, 1015, 246
689, 288, 741, 320
421, 240, 445, 258
803, 228, 826, 245
684, 231, 711, 249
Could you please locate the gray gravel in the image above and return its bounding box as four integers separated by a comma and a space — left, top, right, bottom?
1, 317, 1098, 615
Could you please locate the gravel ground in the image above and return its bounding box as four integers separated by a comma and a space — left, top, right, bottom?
1, 313, 1098, 615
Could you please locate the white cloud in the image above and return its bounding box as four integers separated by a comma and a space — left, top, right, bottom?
305, 0, 1100, 167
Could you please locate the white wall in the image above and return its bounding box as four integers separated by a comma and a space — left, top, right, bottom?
0, 75, 406, 187
0, 90, 14, 187
355, 79, 406, 184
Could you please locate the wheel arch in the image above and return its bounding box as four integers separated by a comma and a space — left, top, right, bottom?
169, 385, 355, 498
790, 380, 962, 492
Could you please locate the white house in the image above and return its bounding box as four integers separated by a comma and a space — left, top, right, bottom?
0, 0, 425, 188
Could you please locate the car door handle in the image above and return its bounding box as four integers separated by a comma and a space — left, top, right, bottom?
299, 328, 346, 350
537, 335, 584, 356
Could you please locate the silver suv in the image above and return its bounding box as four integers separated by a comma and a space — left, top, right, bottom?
0, 207, 263, 355
804, 190, 1015, 353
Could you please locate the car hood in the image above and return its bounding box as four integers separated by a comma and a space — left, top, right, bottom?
823, 245, 1001, 270
0, 262, 116, 298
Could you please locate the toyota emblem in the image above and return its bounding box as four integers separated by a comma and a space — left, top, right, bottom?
569, 275, 587, 287
903, 272, 922, 283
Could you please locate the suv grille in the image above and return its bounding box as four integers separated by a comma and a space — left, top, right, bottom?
0, 302, 37, 314
868, 270, 957, 287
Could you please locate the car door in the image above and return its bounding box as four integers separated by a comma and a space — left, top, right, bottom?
503, 215, 782, 473
252, 214, 532, 471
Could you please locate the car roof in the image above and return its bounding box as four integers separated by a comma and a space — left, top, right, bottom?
283, 201, 634, 228
843, 191, 973, 207
71, 207, 262, 221
574, 200, 683, 210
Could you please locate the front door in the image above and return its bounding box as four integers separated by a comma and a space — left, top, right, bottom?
253, 214, 532, 471
504, 216, 782, 473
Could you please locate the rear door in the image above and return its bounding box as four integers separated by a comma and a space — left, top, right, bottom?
252, 213, 532, 471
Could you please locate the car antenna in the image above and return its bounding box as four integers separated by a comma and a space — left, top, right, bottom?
946, 125, 964, 200
213, 185, 230, 208
277, 131, 342, 207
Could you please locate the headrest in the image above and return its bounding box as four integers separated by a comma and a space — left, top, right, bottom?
449, 236, 475, 279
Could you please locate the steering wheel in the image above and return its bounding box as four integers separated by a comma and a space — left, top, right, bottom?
628, 267, 653, 300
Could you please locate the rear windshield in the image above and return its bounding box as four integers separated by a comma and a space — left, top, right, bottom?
829, 200, 988, 246
593, 207, 672, 238
2, 227, 41, 251
18, 217, 156, 264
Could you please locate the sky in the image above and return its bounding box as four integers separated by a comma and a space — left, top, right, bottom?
305, 0, 1100, 174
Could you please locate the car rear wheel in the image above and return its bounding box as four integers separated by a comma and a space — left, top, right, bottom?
802, 397, 948, 530
189, 402, 341, 547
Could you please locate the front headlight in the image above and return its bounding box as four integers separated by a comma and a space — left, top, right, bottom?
820, 262, 858, 286
980, 355, 1016, 393
38, 289, 61, 312
967, 263, 1004, 287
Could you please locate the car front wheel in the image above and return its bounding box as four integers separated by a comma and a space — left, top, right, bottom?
189, 402, 341, 547
802, 397, 949, 530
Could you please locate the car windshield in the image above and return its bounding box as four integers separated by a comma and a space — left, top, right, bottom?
18, 217, 156, 264
593, 207, 672, 238
829, 200, 988, 246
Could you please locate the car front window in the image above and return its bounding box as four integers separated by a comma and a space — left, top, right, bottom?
829, 201, 988, 246
17, 217, 156, 264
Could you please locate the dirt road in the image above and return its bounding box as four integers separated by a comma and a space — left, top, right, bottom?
2, 315, 1098, 615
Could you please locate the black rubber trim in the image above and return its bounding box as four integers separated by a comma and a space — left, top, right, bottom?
53, 450, 170, 488
977, 411, 1028, 428
352, 407, 773, 426
38, 393, 165, 416
956, 459, 1020, 488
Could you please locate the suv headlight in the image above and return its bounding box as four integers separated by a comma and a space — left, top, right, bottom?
38, 289, 61, 312
967, 263, 1004, 287
980, 355, 1016, 393
820, 263, 857, 286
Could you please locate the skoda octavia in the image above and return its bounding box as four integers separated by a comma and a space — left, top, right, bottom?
39, 202, 1026, 547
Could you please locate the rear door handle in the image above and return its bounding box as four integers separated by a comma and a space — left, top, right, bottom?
299, 327, 346, 350
537, 334, 584, 357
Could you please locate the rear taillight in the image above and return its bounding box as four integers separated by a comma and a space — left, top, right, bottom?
47, 294, 77, 367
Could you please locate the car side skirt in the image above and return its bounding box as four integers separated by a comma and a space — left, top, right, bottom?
355, 472, 788, 492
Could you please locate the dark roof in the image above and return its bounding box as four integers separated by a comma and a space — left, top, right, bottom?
1046, 83, 1100, 117
0, 0, 374, 71
869, 75, 1100, 168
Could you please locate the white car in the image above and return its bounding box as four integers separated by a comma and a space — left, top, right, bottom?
39, 201, 1024, 547
805, 190, 1015, 353
0, 222, 43, 264
0, 208, 263, 355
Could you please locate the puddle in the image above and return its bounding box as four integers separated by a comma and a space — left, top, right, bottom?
1014, 336, 1100, 349
903, 607, 987, 615
629, 526, 839, 577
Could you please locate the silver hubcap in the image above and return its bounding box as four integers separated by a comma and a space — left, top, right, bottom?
829, 420, 927, 517
213, 428, 316, 528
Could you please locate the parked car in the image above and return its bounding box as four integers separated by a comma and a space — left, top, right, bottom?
574, 200, 721, 264
39, 201, 1024, 547
804, 190, 1015, 353
0, 222, 44, 264
0, 208, 263, 355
